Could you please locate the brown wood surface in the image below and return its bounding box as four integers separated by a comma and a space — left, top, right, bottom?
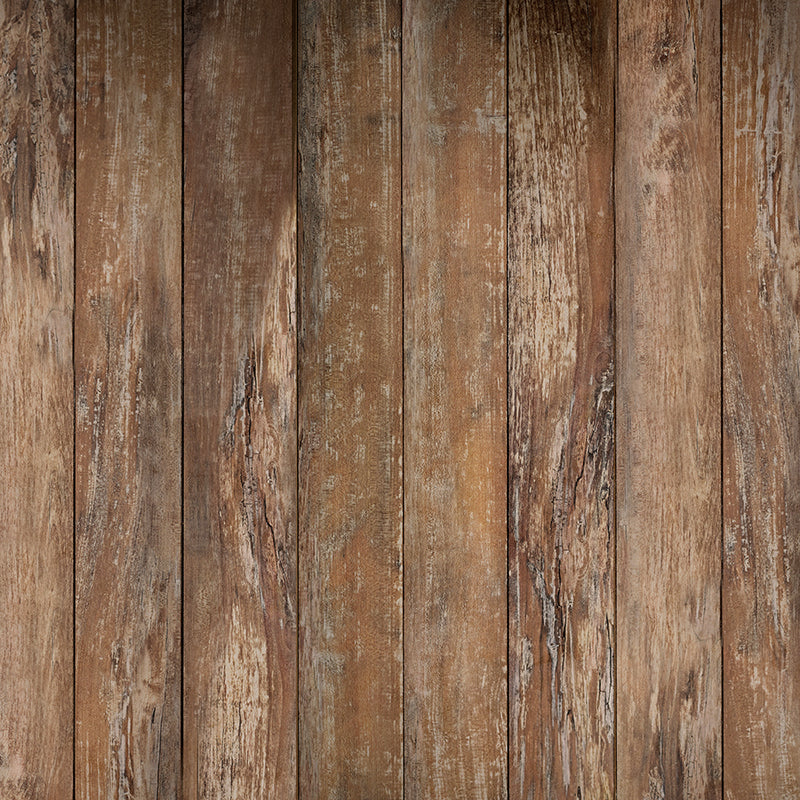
298, 1, 402, 798
722, 0, 800, 795
75, 0, 181, 796
616, 1, 722, 798
403, 1, 507, 797
508, 2, 615, 798
7, 4, 800, 797
0, 2, 74, 797
183, 0, 297, 797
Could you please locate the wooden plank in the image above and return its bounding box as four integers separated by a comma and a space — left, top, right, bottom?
75, 0, 181, 796
507, 1, 615, 798
722, 0, 800, 795
402, 1, 506, 796
616, 1, 722, 797
0, 2, 74, 797
183, 0, 297, 797
298, 1, 402, 797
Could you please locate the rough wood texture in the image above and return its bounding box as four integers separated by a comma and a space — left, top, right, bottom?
183, 1, 297, 797
722, 0, 800, 795
0, 2, 73, 797
298, 1, 402, 797
508, 2, 615, 798
75, 1, 181, 796
403, 1, 507, 797
616, 1, 722, 798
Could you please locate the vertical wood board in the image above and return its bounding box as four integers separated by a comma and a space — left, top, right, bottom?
0, 2, 74, 797
616, 1, 722, 797
508, 1, 616, 797
183, 0, 298, 797
723, 0, 800, 795
403, 1, 508, 796
75, 0, 182, 796
298, 1, 403, 797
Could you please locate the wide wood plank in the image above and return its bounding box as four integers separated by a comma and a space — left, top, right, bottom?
183, 1, 297, 797
75, 1, 181, 796
616, 1, 722, 797
403, 1, 507, 796
298, 1, 402, 797
722, 0, 800, 795
0, 2, 73, 797
508, 2, 615, 798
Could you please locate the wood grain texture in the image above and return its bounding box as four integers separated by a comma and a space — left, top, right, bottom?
616, 1, 722, 798
0, 2, 73, 797
183, 0, 297, 797
508, 2, 615, 798
722, 0, 800, 795
75, 0, 181, 796
403, 1, 507, 797
298, 1, 402, 798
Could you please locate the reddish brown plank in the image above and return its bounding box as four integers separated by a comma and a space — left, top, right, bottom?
298, 1, 402, 797
722, 0, 800, 795
616, 1, 722, 797
0, 2, 74, 797
403, 1, 507, 797
75, 0, 181, 796
183, 0, 297, 797
508, 1, 615, 798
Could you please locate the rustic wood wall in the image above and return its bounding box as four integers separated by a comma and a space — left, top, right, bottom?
1, 1, 798, 798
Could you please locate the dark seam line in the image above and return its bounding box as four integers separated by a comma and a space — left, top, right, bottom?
719, 1, 724, 796
505, 0, 510, 797
401, 44, 406, 800
400, 1, 406, 796
73, 2, 78, 798
294, 0, 301, 796
180, 0, 185, 793
613, 1, 619, 797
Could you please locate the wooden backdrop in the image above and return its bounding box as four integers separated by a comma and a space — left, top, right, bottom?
1, 0, 798, 798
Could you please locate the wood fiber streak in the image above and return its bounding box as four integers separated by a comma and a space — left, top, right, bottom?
0, 2, 73, 798
722, 0, 800, 796
508, 2, 615, 798
298, 2, 402, 798
616, 1, 722, 798
403, 1, 507, 797
183, 0, 297, 797
75, 1, 181, 796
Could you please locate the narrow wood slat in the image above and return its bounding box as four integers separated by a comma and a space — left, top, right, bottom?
75, 1, 181, 796
616, 1, 722, 797
508, 1, 615, 798
183, 1, 297, 797
0, 2, 74, 797
298, 1, 402, 797
403, 1, 507, 796
722, 0, 800, 794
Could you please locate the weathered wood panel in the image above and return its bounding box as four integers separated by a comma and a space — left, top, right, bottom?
75, 1, 181, 796
0, 2, 74, 797
722, 0, 800, 795
183, 0, 297, 797
298, 1, 402, 798
508, 2, 615, 798
403, 1, 507, 797
616, 1, 722, 798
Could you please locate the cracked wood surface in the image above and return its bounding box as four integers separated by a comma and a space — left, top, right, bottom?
183, 0, 297, 797
403, 1, 508, 797
298, 1, 403, 798
75, 0, 182, 797
7, 3, 800, 797
508, 2, 615, 799
616, 1, 722, 798
723, 0, 800, 796
0, 2, 74, 797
